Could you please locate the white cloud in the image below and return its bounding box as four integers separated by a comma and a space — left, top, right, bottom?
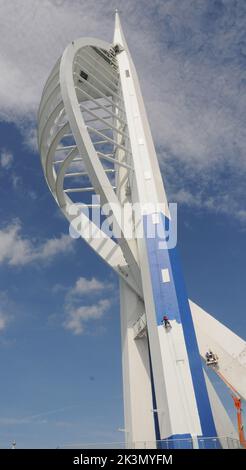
70, 276, 112, 296
0, 150, 13, 169
63, 298, 111, 335
0, 292, 13, 332
61, 275, 113, 335
0, 219, 74, 266
22, 126, 38, 153
0, 404, 77, 426
163, 152, 246, 222
0, 0, 118, 122
40, 234, 73, 259
0, 311, 7, 331
11, 174, 22, 190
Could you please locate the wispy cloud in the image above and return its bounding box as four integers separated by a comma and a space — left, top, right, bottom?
69, 276, 112, 297
0, 311, 8, 331
162, 153, 246, 223
0, 292, 13, 332
0, 149, 13, 169
11, 174, 22, 190
61, 276, 113, 335
21, 126, 38, 153
0, 219, 74, 266
0, 404, 78, 426
63, 298, 111, 335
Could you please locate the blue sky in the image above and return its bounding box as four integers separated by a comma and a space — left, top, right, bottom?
0, 0, 245, 448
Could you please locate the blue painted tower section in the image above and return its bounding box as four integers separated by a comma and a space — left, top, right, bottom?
143, 213, 218, 446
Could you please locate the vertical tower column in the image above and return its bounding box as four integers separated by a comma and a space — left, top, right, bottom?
120, 280, 156, 447
114, 12, 217, 446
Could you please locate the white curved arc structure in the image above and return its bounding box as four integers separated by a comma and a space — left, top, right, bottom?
38, 13, 245, 449
38, 38, 142, 297
59, 38, 140, 285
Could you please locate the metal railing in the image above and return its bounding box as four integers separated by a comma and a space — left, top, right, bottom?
62, 436, 242, 449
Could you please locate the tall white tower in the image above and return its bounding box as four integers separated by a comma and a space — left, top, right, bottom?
38, 12, 245, 449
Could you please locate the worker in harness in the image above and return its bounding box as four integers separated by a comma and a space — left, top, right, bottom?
162, 315, 171, 329
205, 349, 218, 365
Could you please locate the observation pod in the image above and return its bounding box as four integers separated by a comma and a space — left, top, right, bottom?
38, 12, 245, 449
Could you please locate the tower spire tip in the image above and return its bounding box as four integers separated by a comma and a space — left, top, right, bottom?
113, 7, 126, 48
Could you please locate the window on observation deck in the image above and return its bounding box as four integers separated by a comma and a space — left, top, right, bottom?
79, 70, 88, 82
